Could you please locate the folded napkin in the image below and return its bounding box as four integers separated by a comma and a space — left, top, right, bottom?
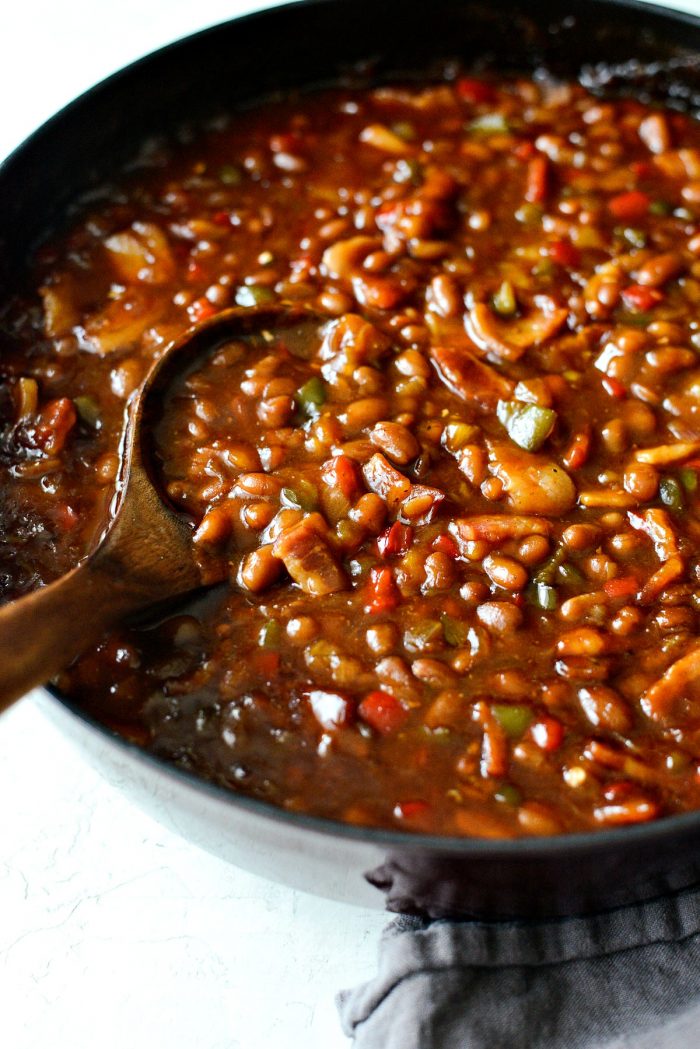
338, 885, 700, 1048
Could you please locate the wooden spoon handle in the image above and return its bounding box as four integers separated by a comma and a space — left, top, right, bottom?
0, 556, 146, 715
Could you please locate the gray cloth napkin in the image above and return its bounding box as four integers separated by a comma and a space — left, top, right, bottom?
337, 885, 700, 1048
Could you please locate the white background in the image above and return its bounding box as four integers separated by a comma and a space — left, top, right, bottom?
1, 2, 699, 1048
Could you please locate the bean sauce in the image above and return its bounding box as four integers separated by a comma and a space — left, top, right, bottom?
5, 75, 700, 836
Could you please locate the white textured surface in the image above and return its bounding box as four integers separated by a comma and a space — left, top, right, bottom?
2, 2, 700, 1047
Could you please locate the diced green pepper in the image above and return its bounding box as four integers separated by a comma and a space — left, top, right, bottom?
468, 113, 510, 136
235, 284, 276, 307
442, 421, 479, 452
74, 395, 102, 429
391, 121, 416, 141
404, 619, 443, 651
666, 750, 690, 772
441, 613, 471, 647
497, 400, 557, 452
680, 467, 698, 493
492, 280, 517, 317
534, 546, 566, 586
557, 562, 584, 586
620, 311, 653, 328
649, 199, 672, 216
281, 480, 318, 511
515, 203, 543, 225
297, 376, 326, 414
494, 783, 522, 805
527, 582, 558, 610
491, 703, 533, 738
659, 476, 684, 512
613, 226, 647, 249
533, 259, 556, 279
258, 620, 281, 648
219, 163, 243, 185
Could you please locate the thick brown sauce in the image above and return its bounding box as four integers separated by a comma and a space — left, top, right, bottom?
4, 76, 700, 836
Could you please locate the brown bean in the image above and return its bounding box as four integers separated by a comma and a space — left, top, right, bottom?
343, 397, 389, 434
349, 493, 387, 532
412, 659, 457, 687
287, 616, 319, 643
423, 551, 456, 591
236, 473, 283, 499
194, 506, 232, 547
483, 553, 528, 591
258, 395, 294, 427
635, 252, 683, 288
427, 273, 461, 318
517, 801, 563, 836
238, 544, 284, 592
623, 461, 658, 502
476, 601, 523, 633
562, 524, 600, 551
556, 627, 607, 657
516, 534, 550, 565
369, 420, 420, 464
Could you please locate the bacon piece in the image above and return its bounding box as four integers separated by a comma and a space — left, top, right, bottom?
449, 514, 551, 546
627, 508, 679, 561
637, 555, 684, 605
363, 453, 412, 510
272, 514, 347, 595
430, 345, 514, 409
641, 645, 700, 721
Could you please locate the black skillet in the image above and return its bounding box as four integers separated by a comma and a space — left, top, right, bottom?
4, 0, 700, 920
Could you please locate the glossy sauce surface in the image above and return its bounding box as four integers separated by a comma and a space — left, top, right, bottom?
5, 77, 700, 836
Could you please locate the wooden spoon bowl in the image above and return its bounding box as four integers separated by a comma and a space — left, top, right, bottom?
0, 303, 320, 714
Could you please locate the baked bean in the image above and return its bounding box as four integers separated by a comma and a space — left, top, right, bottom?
476, 601, 523, 633
483, 553, 528, 591
238, 544, 284, 592
369, 420, 419, 464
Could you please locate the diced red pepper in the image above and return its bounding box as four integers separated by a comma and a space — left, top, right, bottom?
604, 575, 639, 599
548, 239, 581, 268
269, 131, 305, 154
562, 428, 592, 471
630, 160, 652, 179
212, 209, 233, 227
394, 799, 430, 820
377, 522, 413, 558
358, 690, 409, 735
36, 398, 77, 456
602, 376, 627, 400
525, 155, 549, 203
455, 77, 495, 104
365, 565, 401, 614
530, 717, 565, 752
621, 284, 664, 312
186, 259, 205, 283
513, 141, 535, 161
188, 297, 217, 323
321, 454, 361, 503
432, 533, 459, 558
252, 650, 280, 679
608, 190, 650, 222
54, 504, 79, 531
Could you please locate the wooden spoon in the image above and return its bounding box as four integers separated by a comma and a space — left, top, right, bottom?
0, 303, 317, 714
